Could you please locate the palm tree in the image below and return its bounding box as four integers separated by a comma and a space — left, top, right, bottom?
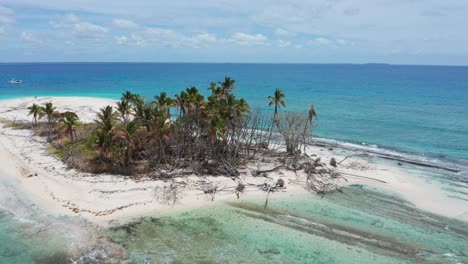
307, 105, 317, 126
116, 99, 133, 124
224, 93, 238, 120
267, 89, 286, 146
208, 82, 222, 98
42, 102, 56, 139
59, 112, 79, 142
95, 106, 118, 157
186, 87, 204, 117
192, 92, 205, 123
129, 94, 145, 124
121, 91, 134, 102
235, 98, 250, 118
303, 105, 317, 150
154, 92, 174, 120
175, 91, 188, 117
268, 88, 286, 121
42, 102, 56, 124
27, 103, 43, 124
219, 76, 236, 97
207, 115, 225, 143
113, 120, 138, 167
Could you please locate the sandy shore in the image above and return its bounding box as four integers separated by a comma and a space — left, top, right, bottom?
0, 96, 467, 226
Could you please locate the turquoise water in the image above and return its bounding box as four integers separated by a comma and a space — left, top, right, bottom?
0, 210, 69, 264
1, 63, 467, 164
106, 186, 468, 264
1, 63, 468, 263
1, 172, 466, 263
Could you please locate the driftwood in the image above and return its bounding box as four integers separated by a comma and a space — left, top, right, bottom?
340, 172, 387, 183
257, 180, 288, 209
252, 165, 283, 176
154, 180, 187, 204
338, 152, 365, 165
264, 185, 272, 209
196, 181, 229, 201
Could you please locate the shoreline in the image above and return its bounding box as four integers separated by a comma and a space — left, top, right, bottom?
0, 96, 467, 227
310, 137, 468, 174
2, 96, 467, 171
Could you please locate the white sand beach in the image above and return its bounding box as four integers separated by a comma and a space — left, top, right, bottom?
0, 96, 467, 226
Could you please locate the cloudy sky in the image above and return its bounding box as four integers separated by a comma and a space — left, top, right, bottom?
0, 0, 467, 64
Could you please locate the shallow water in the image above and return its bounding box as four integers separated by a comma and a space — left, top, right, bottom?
106, 186, 468, 264
0, 174, 124, 264
0, 211, 70, 264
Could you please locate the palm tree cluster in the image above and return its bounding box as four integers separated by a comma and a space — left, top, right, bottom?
28, 102, 79, 141
25, 80, 317, 176
92, 77, 254, 174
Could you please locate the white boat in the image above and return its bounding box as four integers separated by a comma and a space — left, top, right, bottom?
8, 79, 23, 84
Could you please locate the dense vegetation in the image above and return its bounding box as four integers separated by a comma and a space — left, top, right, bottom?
25, 77, 317, 176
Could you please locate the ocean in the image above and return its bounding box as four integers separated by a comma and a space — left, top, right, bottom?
1, 63, 467, 165
1, 63, 468, 263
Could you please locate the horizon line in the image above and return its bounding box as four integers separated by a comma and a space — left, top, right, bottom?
1, 61, 467, 67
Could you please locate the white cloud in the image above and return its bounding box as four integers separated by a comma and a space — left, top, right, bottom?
0, 15, 13, 25
50, 14, 108, 41
310, 37, 331, 46
143, 27, 185, 47
113, 27, 185, 47
277, 39, 291, 48
113, 18, 138, 29
385, 49, 402, 55
2, 0, 468, 63
21, 31, 44, 44
309, 37, 355, 48
50, 13, 79, 28
343, 7, 360, 16
73, 22, 108, 41
191, 33, 217, 47
74, 22, 108, 34
228, 32, 267, 46
336, 38, 354, 46
0, 5, 13, 15
115, 28, 268, 48
274, 28, 295, 38
116, 28, 219, 48
129, 34, 145, 46
0, 5, 14, 35
115, 35, 129, 45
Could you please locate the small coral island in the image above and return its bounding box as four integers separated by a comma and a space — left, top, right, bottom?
19, 77, 345, 197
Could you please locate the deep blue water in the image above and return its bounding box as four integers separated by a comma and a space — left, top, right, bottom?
1, 63, 467, 163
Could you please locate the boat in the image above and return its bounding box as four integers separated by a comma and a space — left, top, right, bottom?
8, 79, 23, 84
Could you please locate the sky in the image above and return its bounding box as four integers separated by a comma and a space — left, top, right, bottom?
0, 0, 467, 65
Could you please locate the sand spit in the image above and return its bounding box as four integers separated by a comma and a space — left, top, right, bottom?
0, 96, 467, 226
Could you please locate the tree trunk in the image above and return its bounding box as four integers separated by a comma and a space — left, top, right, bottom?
69, 128, 74, 142
47, 117, 52, 140
267, 105, 278, 149
124, 137, 130, 167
